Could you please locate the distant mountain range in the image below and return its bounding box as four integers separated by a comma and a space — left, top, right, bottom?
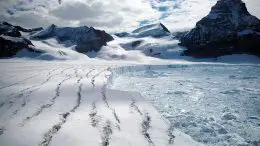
1, 0, 260, 59
31, 24, 113, 53
0, 22, 113, 57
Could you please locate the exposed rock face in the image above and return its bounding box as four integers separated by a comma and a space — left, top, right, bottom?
130, 40, 143, 48
0, 22, 42, 57
0, 36, 35, 57
114, 32, 130, 37
1, 22, 22, 37
119, 40, 144, 50
31, 24, 114, 53
180, 0, 260, 58
0, 21, 43, 37
76, 28, 114, 53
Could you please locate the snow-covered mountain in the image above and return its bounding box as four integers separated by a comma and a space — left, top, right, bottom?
180, 0, 260, 58
114, 36, 182, 59
111, 23, 185, 59
0, 22, 114, 58
115, 23, 171, 38
31, 24, 114, 53
0, 22, 42, 57
0, 22, 43, 37
0, 35, 40, 57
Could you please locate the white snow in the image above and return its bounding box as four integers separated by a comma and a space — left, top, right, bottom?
1, 22, 260, 146
0, 59, 204, 146
14, 39, 89, 60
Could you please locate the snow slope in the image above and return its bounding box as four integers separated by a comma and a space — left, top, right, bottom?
107, 36, 260, 63
129, 23, 171, 38
0, 59, 203, 146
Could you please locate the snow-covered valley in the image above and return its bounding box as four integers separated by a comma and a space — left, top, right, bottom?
0, 60, 206, 146
111, 64, 260, 146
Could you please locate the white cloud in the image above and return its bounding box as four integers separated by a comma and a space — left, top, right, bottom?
0, 0, 259, 32
149, 0, 218, 31
51, 1, 104, 20
244, 0, 260, 18
0, 0, 16, 15
149, 0, 260, 32
3, 11, 63, 28
0, 0, 160, 32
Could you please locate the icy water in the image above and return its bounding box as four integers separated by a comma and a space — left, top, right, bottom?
111, 65, 260, 146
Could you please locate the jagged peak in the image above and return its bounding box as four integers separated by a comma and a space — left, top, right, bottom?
209, 0, 250, 16
132, 23, 170, 33
180, 0, 260, 58
48, 24, 57, 29
129, 23, 171, 38
50, 24, 57, 27
196, 0, 260, 28
159, 23, 170, 33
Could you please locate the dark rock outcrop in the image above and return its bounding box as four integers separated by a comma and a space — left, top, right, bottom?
130, 40, 143, 48
114, 32, 130, 37
31, 25, 114, 53
0, 22, 42, 57
76, 28, 114, 53
180, 0, 260, 58
2, 22, 43, 33
119, 40, 144, 50
172, 31, 189, 39
0, 21, 43, 37
1, 22, 22, 37
0, 35, 36, 57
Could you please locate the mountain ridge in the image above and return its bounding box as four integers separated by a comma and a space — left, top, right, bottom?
115, 23, 171, 38
31, 24, 114, 53
0, 22, 114, 57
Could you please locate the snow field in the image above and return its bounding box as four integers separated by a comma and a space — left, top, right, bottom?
0, 60, 202, 146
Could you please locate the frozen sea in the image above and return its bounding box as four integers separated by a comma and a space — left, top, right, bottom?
111, 64, 260, 146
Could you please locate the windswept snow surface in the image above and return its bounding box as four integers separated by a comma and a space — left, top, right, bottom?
111, 65, 260, 146
0, 59, 203, 146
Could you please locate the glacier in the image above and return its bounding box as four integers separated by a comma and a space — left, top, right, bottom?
111, 64, 260, 146
0, 1, 260, 145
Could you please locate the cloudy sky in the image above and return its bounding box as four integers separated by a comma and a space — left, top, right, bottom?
0, 0, 260, 32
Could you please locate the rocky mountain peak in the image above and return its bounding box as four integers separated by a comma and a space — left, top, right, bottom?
0, 22, 43, 57
114, 23, 171, 38
201, 0, 259, 29
159, 23, 170, 33
180, 0, 260, 58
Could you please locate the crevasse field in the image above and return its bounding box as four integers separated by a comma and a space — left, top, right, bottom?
111, 64, 260, 146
